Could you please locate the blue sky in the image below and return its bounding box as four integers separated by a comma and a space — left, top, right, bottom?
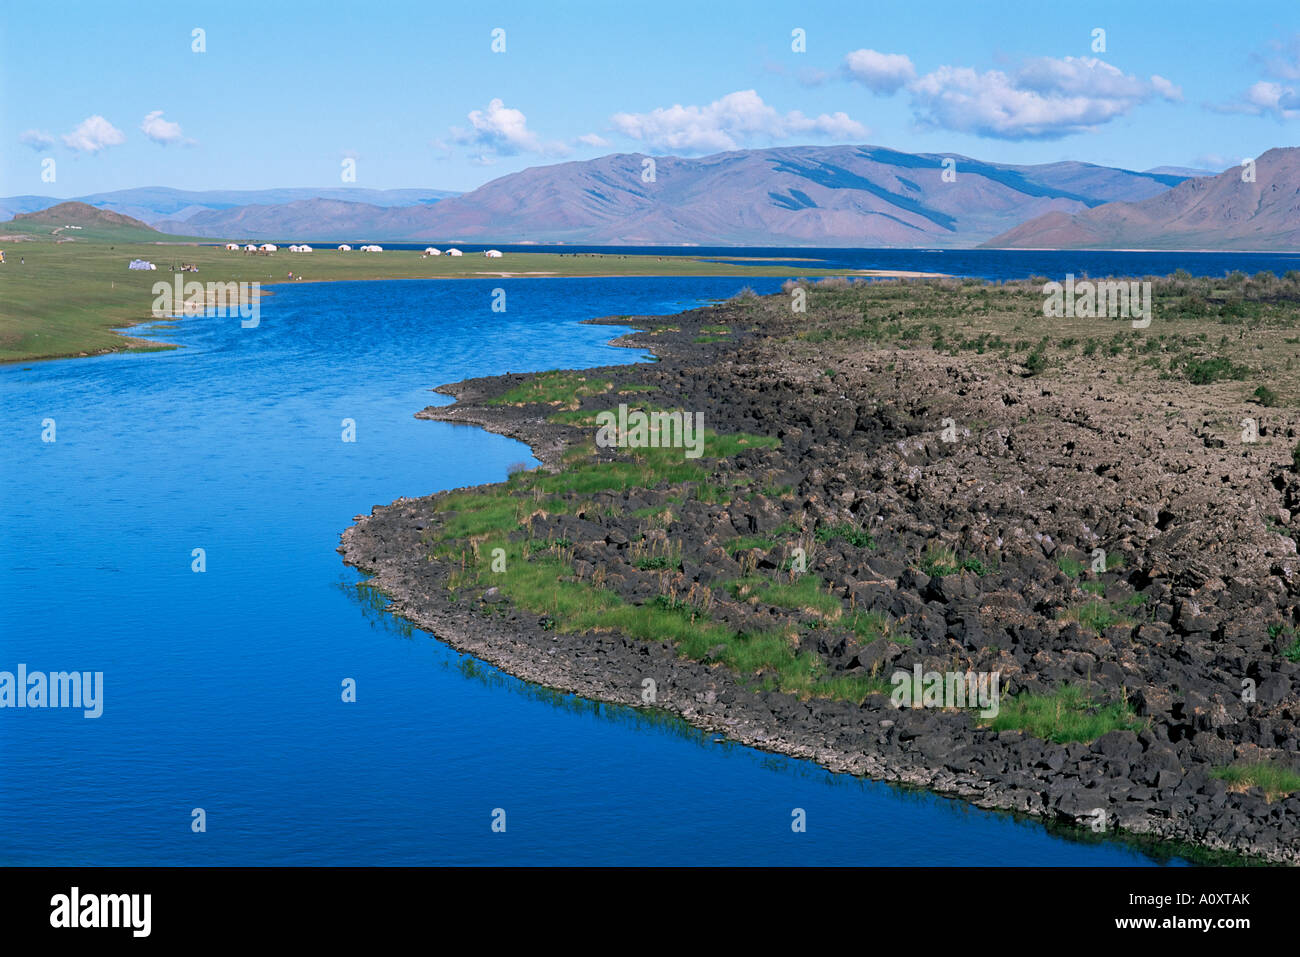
2, 0, 1297, 196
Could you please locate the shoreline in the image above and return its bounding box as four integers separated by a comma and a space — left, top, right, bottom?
340, 284, 1300, 865
0, 244, 946, 365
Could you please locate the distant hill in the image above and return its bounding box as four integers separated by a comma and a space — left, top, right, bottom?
0, 187, 459, 228
1144, 165, 1222, 178
983, 147, 1300, 251
151, 198, 419, 241
13, 201, 152, 229
330, 145, 1188, 246
0, 201, 178, 242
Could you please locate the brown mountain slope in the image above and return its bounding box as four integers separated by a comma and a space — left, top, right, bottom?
982, 147, 1300, 251
369, 146, 1186, 246
13, 201, 154, 230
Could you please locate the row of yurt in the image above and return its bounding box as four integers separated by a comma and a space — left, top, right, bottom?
225, 242, 484, 256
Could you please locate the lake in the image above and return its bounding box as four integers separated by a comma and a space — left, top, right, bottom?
0, 274, 1193, 865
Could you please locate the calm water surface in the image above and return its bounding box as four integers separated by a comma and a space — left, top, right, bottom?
0, 276, 1190, 864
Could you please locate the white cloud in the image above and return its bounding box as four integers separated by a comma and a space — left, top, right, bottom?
62, 115, 125, 153
140, 110, 191, 145
1242, 81, 1299, 119
1210, 81, 1299, 120
18, 129, 56, 151
1212, 37, 1300, 120
907, 57, 1181, 140
451, 98, 570, 159
1149, 75, 1184, 102
609, 89, 867, 153
577, 133, 610, 148
844, 49, 916, 94
1014, 56, 1149, 98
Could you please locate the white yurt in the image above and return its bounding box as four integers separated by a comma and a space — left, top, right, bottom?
484, 249, 503, 259
260, 243, 278, 252
423, 247, 441, 256
338, 244, 352, 251
224, 242, 240, 251
244, 244, 259, 252
299, 245, 313, 253
446, 247, 463, 257
361, 244, 383, 252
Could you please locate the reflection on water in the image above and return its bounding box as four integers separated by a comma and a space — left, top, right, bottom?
335, 566, 1216, 866
0, 276, 1206, 865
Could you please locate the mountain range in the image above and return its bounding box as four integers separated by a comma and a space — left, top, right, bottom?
4, 145, 1294, 249
345, 146, 1201, 246
982, 147, 1300, 251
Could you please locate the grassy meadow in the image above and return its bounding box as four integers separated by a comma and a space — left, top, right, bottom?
0, 228, 877, 363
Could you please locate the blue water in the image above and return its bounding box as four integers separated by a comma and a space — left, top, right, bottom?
260, 243, 1300, 282
1, 276, 1188, 865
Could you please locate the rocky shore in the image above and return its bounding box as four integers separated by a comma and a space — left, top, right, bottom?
341, 279, 1300, 864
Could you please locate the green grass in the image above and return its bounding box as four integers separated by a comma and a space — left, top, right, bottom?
1210, 762, 1300, 801
724, 521, 802, 554
768, 665, 890, 703
991, 684, 1145, 743
429, 487, 532, 540
1270, 625, 1300, 662
918, 541, 992, 577
450, 539, 875, 703
1182, 355, 1250, 384
920, 542, 960, 576
510, 431, 777, 499
958, 556, 997, 576
847, 610, 902, 644
489, 370, 612, 407
1024, 346, 1047, 376
691, 482, 734, 504
814, 522, 874, 548
1253, 385, 1279, 407
728, 575, 843, 618
1056, 555, 1086, 578
1061, 599, 1133, 635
